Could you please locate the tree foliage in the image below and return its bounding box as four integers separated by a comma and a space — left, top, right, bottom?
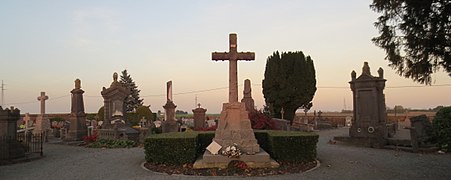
432, 106, 451, 151
371, 0, 451, 84
262, 51, 317, 122
120, 69, 144, 112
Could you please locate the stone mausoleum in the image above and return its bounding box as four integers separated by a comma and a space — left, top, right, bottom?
349, 62, 388, 147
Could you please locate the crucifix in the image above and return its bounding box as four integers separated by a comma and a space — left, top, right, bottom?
212, 33, 255, 103
37, 91, 48, 115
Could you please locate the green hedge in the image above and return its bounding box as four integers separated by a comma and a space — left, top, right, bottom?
144, 132, 198, 165
144, 130, 318, 165
196, 132, 215, 155
266, 131, 318, 163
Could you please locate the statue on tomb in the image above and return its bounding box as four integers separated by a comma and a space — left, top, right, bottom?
362, 62, 371, 76
75, 79, 81, 89
378, 67, 384, 78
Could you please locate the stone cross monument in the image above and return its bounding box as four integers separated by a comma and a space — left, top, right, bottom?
211, 33, 259, 154
194, 33, 276, 169
162, 80, 179, 133
241, 79, 255, 112
349, 62, 388, 147
34, 92, 50, 134
65, 78, 87, 141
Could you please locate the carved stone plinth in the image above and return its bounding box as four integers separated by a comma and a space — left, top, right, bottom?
33, 115, 50, 134
162, 101, 179, 133
213, 102, 260, 154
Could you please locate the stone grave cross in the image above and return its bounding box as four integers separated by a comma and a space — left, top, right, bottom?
212, 33, 255, 103
37, 92, 48, 115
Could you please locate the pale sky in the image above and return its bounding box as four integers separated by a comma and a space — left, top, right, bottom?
0, 0, 450, 114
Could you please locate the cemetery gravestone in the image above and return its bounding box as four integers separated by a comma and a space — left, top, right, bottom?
349, 62, 388, 147
101, 73, 130, 129
65, 79, 87, 141
241, 79, 255, 112
192, 103, 207, 129
162, 81, 179, 133
34, 92, 50, 136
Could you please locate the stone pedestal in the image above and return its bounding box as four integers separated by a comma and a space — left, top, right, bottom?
33, 115, 50, 134
193, 148, 279, 169
213, 102, 260, 154
192, 105, 207, 129
162, 101, 179, 133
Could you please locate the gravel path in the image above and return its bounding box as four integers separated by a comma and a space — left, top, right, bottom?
1, 128, 450, 180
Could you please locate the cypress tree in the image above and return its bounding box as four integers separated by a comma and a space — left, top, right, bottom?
120, 69, 144, 112
262, 51, 317, 123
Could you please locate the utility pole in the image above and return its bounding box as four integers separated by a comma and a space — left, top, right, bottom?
194, 94, 198, 108
1, 80, 5, 106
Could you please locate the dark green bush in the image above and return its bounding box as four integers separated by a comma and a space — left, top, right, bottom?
145, 132, 198, 165
196, 131, 215, 156
433, 106, 451, 151
144, 130, 318, 165
267, 131, 318, 163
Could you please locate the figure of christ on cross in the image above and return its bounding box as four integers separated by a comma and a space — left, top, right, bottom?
212, 33, 255, 103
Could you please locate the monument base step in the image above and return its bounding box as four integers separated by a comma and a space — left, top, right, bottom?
387, 138, 411, 147
384, 145, 439, 153
193, 148, 279, 169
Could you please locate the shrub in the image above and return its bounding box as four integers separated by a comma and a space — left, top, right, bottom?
196, 132, 215, 155
249, 110, 278, 130
266, 131, 318, 163
433, 106, 451, 152
144, 130, 319, 165
145, 132, 198, 165
86, 138, 136, 148
82, 135, 97, 143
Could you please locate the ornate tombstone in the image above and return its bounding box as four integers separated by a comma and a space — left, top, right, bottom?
65, 79, 88, 141
349, 62, 388, 146
101, 73, 130, 129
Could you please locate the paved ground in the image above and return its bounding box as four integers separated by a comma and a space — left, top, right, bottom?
1, 128, 450, 180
